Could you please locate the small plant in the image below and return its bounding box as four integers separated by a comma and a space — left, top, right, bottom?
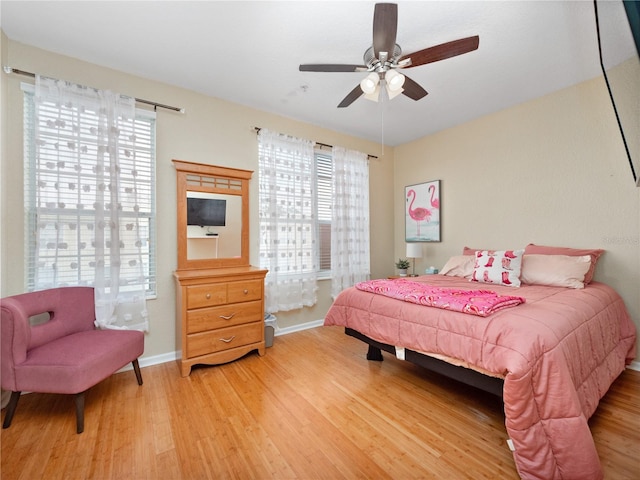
395, 258, 410, 269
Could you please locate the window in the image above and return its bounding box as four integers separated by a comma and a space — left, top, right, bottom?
22, 85, 157, 296
258, 129, 369, 312
316, 151, 332, 277
258, 130, 317, 312
258, 147, 332, 278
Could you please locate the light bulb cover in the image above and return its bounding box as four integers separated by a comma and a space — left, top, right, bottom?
363, 85, 380, 102
385, 70, 405, 91
360, 72, 380, 94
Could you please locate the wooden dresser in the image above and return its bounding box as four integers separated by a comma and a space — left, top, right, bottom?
174, 266, 268, 377
172, 160, 267, 377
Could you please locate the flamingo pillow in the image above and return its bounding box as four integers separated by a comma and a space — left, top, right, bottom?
472, 249, 524, 287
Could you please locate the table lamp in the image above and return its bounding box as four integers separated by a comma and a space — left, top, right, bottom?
406, 243, 423, 277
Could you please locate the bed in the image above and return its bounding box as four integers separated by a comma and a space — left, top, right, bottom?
323, 250, 636, 480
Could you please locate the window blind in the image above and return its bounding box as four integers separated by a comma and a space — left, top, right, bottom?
316, 152, 332, 274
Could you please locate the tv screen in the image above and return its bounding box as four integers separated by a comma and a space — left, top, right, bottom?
187, 197, 226, 226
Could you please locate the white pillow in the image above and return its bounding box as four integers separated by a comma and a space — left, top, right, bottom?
441, 255, 475, 278
472, 250, 524, 287
520, 254, 591, 289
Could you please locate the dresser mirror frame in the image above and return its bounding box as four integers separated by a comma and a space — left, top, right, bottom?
173, 159, 252, 270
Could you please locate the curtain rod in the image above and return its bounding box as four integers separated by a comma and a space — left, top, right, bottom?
253, 127, 379, 160
3, 66, 184, 113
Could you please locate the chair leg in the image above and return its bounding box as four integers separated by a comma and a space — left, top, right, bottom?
74, 392, 85, 434
132, 359, 143, 386
2, 391, 21, 429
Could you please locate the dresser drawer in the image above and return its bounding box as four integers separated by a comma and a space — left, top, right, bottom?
227, 279, 263, 304
186, 284, 227, 309
186, 300, 262, 334
186, 322, 262, 358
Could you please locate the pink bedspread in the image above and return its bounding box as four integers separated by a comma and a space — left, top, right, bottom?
355, 278, 525, 316
324, 275, 637, 480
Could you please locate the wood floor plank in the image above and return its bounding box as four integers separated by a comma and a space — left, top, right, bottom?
1, 326, 638, 479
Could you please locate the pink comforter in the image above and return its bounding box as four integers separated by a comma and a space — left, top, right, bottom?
324, 275, 637, 480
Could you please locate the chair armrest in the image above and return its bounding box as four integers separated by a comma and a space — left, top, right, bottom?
1, 298, 31, 390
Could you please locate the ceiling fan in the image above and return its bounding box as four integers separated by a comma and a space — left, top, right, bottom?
299, 3, 479, 108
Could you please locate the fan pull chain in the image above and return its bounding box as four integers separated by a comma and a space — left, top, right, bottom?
380, 91, 385, 157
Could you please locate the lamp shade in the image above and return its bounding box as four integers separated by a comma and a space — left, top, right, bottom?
385, 69, 405, 91
364, 85, 380, 102
406, 243, 423, 259
360, 73, 379, 94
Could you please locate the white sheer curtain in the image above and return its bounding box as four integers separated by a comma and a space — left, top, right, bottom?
331, 146, 370, 298
258, 129, 318, 313
34, 75, 148, 331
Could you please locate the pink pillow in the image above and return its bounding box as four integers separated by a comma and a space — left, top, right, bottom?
441, 255, 475, 278
521, 254, 591, 289
523, 244, 604, 284
472, 250, 524, 287
462, 246, 483, 256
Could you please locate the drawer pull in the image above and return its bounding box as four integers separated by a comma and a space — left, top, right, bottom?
243, 289, 249, 294
219, 313, 235, 320
205, 293, 211, 299
220, 336, 236, 343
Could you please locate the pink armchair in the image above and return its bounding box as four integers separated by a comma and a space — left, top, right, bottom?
1, 287, 144, 433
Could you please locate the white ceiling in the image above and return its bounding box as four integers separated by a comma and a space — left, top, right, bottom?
0, 1, 632, 146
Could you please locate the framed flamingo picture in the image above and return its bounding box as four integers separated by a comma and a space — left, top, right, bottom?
405, 180, 440, 242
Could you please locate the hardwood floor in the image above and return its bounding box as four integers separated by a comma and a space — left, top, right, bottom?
2, 326, 639, 479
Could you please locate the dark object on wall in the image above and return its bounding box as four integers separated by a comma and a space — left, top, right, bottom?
187, 197, 226, 227
594, 0, 640, 186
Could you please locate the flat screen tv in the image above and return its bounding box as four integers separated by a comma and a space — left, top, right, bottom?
187, 197, 226, 227
594, 0, 640, 186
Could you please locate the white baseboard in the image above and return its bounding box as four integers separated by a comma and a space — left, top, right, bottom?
274, 319, 324, 336
117, 351, 177, 372
139, 352, 177, 368
627, 361, 640, 372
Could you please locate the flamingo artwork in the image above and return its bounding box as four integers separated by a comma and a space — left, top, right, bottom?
406, 189, 431, 238
428, 184, 440, 209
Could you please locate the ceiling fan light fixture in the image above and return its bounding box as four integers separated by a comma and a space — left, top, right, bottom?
302, 4, 478, 109
385, 69, 405, 92
360, 72, 379, 94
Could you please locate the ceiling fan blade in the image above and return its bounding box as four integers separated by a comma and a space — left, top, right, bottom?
400, 36, 479, 68
401, 75, 428, 101
299, 64, 367, 73
373, 3, 398, 60
337, 85, 364, 108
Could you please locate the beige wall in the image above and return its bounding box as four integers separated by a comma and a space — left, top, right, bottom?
394, 77, 640, 359
1, 31, 8, 298
0, 39, 395, 360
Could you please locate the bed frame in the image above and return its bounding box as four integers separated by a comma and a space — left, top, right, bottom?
345, 327, 504, 397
